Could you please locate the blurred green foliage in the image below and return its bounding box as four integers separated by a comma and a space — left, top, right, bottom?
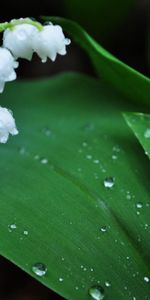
64, 0, 136, 42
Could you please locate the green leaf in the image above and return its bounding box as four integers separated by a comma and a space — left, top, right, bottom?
63, 0, 136, 41
0, 72, 150, 299
124, 112, 150, 159
42, 16, 150, 106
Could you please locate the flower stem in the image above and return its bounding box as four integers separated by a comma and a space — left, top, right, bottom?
0, 18, 43, 33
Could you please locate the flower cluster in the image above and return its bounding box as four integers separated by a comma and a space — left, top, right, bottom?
1, 18, 71, 93
0, 18, 71, 143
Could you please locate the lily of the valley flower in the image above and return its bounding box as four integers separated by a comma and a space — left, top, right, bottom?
32, 24, 71, 62
0, 47, 18, 93
0, 18, 71, 143
3, 20, 71, 63
3, 23, 38, 60
0, 107, 18, 143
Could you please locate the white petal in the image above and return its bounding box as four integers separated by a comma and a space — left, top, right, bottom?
0, 107, 18, 143
9, 127, 19, 135
0, 132, 9, 143
58, 47, 66, 55
32, 24, 70, 62
3, 23, 38, 60
0, 48, 18, 91
6, 70, 17, 82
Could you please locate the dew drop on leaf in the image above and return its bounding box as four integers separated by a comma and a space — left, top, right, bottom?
93, 159, 100, 164
8, 224, 17, 232
86, 154, 92, 160
103, 177, 115, 188
40, 158, 48, 165
32, 263, 47, 277
82, 141, 88, 147
19, 147, 26, 155
23, 230, 28, 235
144, 276, 149, 283
136, 202, 143, 209
44, 21, 53, 25
10, 224, 17, 229
43, 127, 52, 137
144, 128, 150, 138
105, 281, 111, 287
112, 154, 117, 160
144, 224, 148, 230
100, 226, 107, 233
89, 285, 105, 300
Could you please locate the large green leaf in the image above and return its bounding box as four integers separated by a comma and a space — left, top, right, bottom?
124, 112, 150, 159
0, 72, 149, 299
63, 0, 136, 41
43, 17, 150, 106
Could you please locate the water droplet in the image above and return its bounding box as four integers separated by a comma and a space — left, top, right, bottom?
82, 141, 88, 147
32, 263, 47, 277
144, 276, 149, 283
144, 224, 148, 230
64, 38, 71, 45
44, 21, 53, 25
136, 202, 143, 209
89, 286, 104, 300
86, 154, 92, 160
105, 281, 111, 287
23, 230, 28, 235
43, 127, 52, 137
8, 223, 17, 232
112, 145, 120, 152
34, 154, 40, 160
10, 224, 17, 229
19, 147, 26, 155
59, 277, 64, 282
126, 191, 131, 200
40, 158, 48, 164
100, 226, 107, 233
103, 177, 115, 188
93, 159, 100, 164
94, 173, 99, 180
112, 154, 117, 160
144, 129, 150, 138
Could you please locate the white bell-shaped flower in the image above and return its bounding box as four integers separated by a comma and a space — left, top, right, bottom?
0, 47, 18, 93
3, 23, 38, 60
0, 107, 18, 143
32, 24, 71, 62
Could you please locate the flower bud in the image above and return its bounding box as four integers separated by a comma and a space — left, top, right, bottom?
32, 24, 71, 62
3, 22, 38, 60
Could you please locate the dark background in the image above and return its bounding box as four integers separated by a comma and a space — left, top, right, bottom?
0, 0, 149, 299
